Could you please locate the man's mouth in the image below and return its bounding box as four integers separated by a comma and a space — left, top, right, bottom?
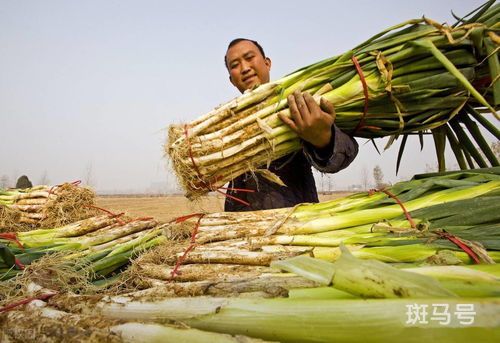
243, 75, 257, 83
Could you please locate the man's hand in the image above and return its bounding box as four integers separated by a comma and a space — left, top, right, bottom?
279, 91, 336, 148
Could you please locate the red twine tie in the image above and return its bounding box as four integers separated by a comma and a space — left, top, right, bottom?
0, 292, 57, 313
351, 56, 370, 135
435, 231, 482, 264
369, 188, 416, 229
85, 205, 126, 225
0, 233, 24, 250
48, 180, 82, 196
14, 258, 25, 270
169, 213, 205, 280
369, 190, 482, 264
0, 233, 25, 269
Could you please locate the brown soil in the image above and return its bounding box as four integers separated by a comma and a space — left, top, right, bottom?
96, 192, 352, 223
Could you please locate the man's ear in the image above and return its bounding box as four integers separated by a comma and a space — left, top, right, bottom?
265, 57, 272, 70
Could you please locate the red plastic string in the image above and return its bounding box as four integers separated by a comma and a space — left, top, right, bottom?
14, 258, 25, 270
369, 188, 416, 229
351, 56, 369, 135
0, 233, 24, 250
215, 189, 251, 207
369, 190, 482, 264
218, 187, 256, 193
472, 76, 492, 89
47, 185, 56, 196
85, 205, 126, 225
191, 175, 224, 191
0, 233, 25, 268
0, 292, 57, 313
171, 212, 205, 224
169, 213, 205, 280
48, 180, 82, 196
435, 231, 482, 264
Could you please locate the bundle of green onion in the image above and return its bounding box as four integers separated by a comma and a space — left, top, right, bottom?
71, 239, 500, 342
0, 214, 166, 282
5, 240, 498, 342
3, 171, 500, 342
92, 255, 500, 343
79, 168, 498, 296
0, 183, 96, 228
167, 1, 499, 199
1, 300, 272, 342
160, 169, 499, 270
4, 261, 499, 343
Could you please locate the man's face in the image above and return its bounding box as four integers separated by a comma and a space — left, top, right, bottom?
226, 40, 271, 93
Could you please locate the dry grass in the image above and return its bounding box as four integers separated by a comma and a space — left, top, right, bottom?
96, 192, 353, 222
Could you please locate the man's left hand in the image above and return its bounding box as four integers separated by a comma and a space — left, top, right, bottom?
279, 91, 335, 148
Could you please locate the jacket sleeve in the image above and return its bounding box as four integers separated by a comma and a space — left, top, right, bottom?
302, 124, 359, 173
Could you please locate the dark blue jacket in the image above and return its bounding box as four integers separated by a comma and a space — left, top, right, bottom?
224, 125, 358, 211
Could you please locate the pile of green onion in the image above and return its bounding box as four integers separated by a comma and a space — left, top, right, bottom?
0, 183, 96, 228
0, 214, 166, 282
2, 169, 499, 342
92, 168, 498, 298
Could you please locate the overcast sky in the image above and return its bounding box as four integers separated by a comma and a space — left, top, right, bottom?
0, 0, 494, 193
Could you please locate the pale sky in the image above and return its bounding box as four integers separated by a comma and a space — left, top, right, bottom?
0, 0, 494, 193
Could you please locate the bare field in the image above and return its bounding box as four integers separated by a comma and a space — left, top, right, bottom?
96, 192, 352, 222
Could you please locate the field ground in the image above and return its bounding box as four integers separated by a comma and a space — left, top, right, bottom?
96, 192, 352, 222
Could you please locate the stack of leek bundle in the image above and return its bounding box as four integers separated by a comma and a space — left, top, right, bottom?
74, 184, 500, 343
5, 171, 500, 342
4, 249, 499, 343
5, 255, 499, 342
0, 293, 274, 342
0, 214, 166, 282
89, 248, 500, 343
135, 168, 500, 295
167, 1, 500, 199
0, 183, 96, 230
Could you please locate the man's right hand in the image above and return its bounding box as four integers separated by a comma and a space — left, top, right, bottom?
279, 91, 336, 148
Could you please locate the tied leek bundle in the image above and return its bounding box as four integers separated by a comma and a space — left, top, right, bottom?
93, 291, 500, 343
0, 215, 166, 282
0, 299, 273, 342
3, 175, 500, 342
167, 1, 500, 199
90, 262, 500, 343
0, 183, 97, 230
120, 168, 500, 296
6, 241, 498, 342
87, 254, 500, 343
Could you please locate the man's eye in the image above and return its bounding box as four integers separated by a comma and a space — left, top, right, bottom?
230, 62, 239, 69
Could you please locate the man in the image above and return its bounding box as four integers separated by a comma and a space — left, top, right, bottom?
224, 38, 358, 211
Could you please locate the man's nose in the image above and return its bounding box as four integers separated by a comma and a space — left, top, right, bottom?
241, 61, 251, 73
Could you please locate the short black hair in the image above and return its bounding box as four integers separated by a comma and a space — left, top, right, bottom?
224, 38, 266, 68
